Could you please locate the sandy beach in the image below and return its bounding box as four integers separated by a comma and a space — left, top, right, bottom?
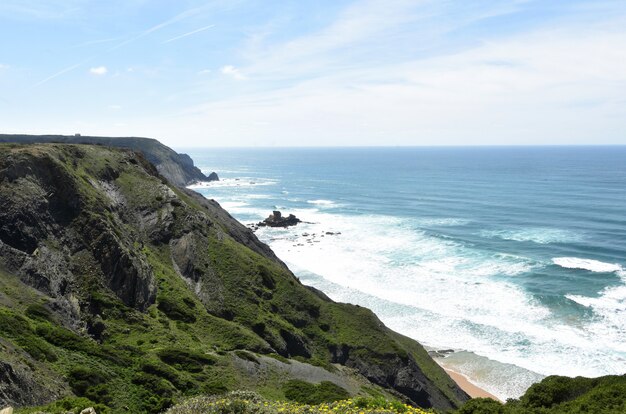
443, 368, 501, 401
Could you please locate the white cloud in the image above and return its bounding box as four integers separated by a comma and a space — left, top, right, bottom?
89, 66, 108, 76
108, 104, 122, 110
197, 69, 212, 75
220, 65, 246, 80
0, 63, 8, 69
174, 17, 626, 146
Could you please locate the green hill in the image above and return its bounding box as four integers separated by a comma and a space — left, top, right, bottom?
0, 143, 468, 413
0, 134, 214, 187
457, 374, 626, 413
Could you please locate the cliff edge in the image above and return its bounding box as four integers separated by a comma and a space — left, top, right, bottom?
0, 143, 468, 413
0, 134, 216, 187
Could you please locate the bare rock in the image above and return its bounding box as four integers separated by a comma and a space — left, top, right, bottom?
257, 211, 301, 228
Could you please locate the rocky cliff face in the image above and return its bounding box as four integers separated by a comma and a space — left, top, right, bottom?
0, 143, 468, 413
0, 134, 217, 187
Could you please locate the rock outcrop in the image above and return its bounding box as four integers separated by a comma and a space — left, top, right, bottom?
0, 143, 468, 413
258, 211, 301, 228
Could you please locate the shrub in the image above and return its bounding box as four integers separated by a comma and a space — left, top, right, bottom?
157, 348, 216, 372
67, 367, 111, 404
158, 296, 197, 323
282, 380, 349, 404
234, 350, 259, 364
456, 398, 505, 414
25, 303, 54, 321
20, 396, 109, 414
141, 360, 188, 389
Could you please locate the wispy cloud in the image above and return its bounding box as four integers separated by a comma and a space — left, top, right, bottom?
30, 60, 87, 89
0, 63, 8, 70
171, 1, 626, 146
29, 3, 211, 88
163, 24, 215, 44
70, 37, 122, 49
221, 65, 246, 80
90, 66, 108, 75
107, 4, 211, 52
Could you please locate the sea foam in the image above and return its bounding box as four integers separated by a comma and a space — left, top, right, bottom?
482, 228, 582, 244
252, 208, 626, 398
187, 177, 277, 189
552, 257, 624, 274
306, 199, 337, 207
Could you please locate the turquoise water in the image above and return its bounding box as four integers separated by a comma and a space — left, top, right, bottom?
183, 146, 626, 399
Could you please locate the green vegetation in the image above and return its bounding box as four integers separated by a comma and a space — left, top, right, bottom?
165, 391, 432, 414
456, 375, 626, 414
18, 397, 110, 414
282, 380, 350, 404
0, 144, 463, 412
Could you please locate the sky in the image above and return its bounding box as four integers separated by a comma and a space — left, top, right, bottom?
0, 0, 625, 147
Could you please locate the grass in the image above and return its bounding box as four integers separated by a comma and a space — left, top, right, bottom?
456, 375, 626, 414
282, 379, 350, 404
1, 144, 465, 413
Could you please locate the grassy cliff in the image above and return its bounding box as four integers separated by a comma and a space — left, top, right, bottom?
457, 374, 626, 413
0, 143, 467, 413
0, 134, 212, 187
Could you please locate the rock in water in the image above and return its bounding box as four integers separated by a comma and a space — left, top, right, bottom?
258, 211, 301, 228
207, 171, 219, 181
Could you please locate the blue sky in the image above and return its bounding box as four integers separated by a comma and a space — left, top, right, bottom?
1, 0, 625, 147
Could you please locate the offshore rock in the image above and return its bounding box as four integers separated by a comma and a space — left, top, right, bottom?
258, 211, 301, 228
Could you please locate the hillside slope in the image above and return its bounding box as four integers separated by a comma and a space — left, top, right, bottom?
0, 134, 214, 187
0, 143, 468, 413
458, 374, 626, 413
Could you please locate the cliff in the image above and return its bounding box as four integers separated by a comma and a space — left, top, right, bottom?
0, 143, 468, 413
0, 134, 216, 187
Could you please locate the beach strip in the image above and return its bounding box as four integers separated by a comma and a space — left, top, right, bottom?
443, 368, 501, 401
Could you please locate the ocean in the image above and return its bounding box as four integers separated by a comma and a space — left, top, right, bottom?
182, 146, 626, 400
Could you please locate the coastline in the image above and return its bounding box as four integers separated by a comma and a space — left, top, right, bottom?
442, 367, 501, 401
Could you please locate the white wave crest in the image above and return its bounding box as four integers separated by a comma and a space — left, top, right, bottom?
306, 199, 336, 206
187, 177, 277, 189
552, 257, 624, 274
482, 228, 582, 244
415, 218, 471, 227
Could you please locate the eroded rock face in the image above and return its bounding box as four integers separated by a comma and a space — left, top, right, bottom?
0, 360, 64, 407
170, 232, 227, 317
0, 147, 157, 313
329, 345, 466, 410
